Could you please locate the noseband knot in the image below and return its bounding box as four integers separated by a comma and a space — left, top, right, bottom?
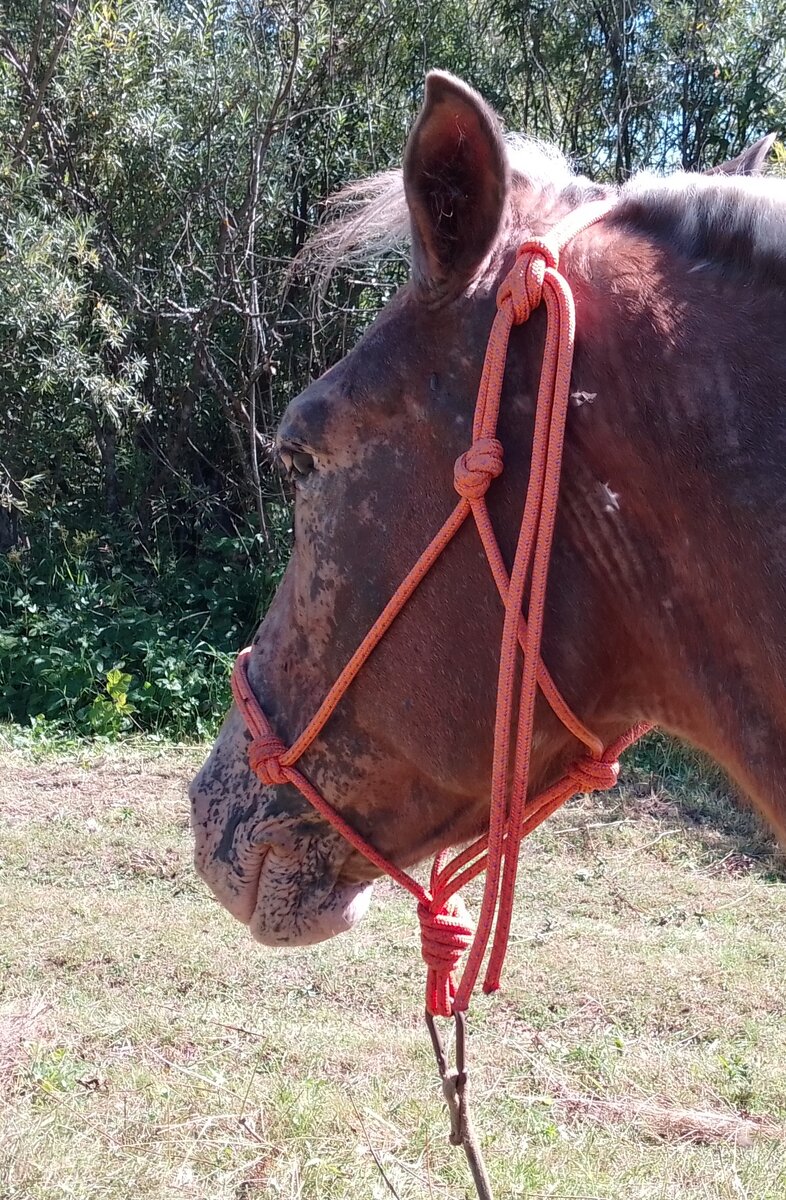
454, 437, 504, 500
497, 238, 559, 325
248, 732, 289, 787
568, 754, 620, 793
418, 895, 475, 1018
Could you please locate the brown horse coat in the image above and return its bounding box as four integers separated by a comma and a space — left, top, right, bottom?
191, 73, 786, 947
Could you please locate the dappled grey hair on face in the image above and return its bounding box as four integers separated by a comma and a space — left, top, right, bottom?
299, 134, 575, 283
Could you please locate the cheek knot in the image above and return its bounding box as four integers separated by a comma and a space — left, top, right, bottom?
453, 437, 504, 500
248, 733, 289, 787
567, 754, 619, 792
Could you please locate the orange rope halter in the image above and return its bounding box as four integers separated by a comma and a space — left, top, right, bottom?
232, 198, 651, 1019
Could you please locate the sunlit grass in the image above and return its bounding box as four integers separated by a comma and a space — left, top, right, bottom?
1, 740, 785, 1198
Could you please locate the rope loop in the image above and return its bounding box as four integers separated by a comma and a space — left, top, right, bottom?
454, 438, 504, 500
516, 236, 559, 270
418, 895, 475, 1018
248, 733, 289, 787
496, 238, 560, 325
568, 753, 619, 793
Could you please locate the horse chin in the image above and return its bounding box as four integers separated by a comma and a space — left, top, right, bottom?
196, 825, 379, 945
250, 864, 374, 947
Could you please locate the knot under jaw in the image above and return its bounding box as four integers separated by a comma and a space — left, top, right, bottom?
418, 893, 475, 1018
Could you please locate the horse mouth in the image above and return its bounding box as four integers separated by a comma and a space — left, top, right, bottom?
189, 721, 379, 947
192, 806, 375, 947
249, 841, 375, 945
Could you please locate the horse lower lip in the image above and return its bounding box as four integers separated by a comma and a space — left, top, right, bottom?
196, 842, 272, 926
249, 876, 374, 947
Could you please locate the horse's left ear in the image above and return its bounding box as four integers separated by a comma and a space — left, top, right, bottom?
404, 71, 510, 297
705, 134, 777, 176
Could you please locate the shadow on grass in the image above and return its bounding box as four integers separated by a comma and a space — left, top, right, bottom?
614, 731, 786, 881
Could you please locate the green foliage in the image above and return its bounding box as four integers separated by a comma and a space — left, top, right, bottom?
1, 0, 786, 735
0, 515, 285, 737
24, 1046, 92, 1105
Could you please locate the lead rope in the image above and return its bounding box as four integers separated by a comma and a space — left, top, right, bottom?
231, 198, 652, 1197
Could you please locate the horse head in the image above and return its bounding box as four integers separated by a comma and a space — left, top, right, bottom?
190, 72, 786, 948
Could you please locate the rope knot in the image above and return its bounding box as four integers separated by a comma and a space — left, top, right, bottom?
568, 753, 619, 793
516, 236, 559, 270
248, 733, 289, 787
418, 895, 475, 1018
496, 238, 559, 324
453, 438, 504, 500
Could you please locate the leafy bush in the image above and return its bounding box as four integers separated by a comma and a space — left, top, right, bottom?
0, 516, 287, 738
3, 0, 786, 743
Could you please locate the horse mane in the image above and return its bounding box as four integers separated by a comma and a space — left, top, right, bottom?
616, 172, 786, 284
302, 135, 786, 286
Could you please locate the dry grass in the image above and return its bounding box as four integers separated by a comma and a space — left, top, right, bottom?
553, 1087, 784, 1145
1, 737, 786, 1198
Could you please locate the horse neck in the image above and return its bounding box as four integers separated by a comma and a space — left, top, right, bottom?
558, 232, 786, 837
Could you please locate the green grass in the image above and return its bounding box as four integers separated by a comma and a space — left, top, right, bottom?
1, 739, 786, 1198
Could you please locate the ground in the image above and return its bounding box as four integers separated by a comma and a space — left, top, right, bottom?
1, 736, 785, 1200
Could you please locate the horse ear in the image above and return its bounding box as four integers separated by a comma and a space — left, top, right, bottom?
705, 134, 777, 176
403, 71, 510, 296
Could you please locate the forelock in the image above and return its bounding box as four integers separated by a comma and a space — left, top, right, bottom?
299, 134, 577, 284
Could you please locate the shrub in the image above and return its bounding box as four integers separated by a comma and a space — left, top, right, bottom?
0, 516, 286, 739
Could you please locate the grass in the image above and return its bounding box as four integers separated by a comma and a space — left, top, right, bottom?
1, 735, 786, 1198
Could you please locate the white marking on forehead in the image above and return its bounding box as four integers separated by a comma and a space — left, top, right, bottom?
571, 391, 597, 406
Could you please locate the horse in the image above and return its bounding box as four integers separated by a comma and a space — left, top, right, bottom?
190, 71, 786, 964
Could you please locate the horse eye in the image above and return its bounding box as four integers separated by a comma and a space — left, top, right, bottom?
279, 445, 316, 480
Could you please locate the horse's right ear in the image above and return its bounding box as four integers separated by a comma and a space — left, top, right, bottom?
403, 72, 509, 298
705, 134, 777, 176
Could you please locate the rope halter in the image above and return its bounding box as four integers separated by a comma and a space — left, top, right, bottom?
231, 197, 651, 1019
